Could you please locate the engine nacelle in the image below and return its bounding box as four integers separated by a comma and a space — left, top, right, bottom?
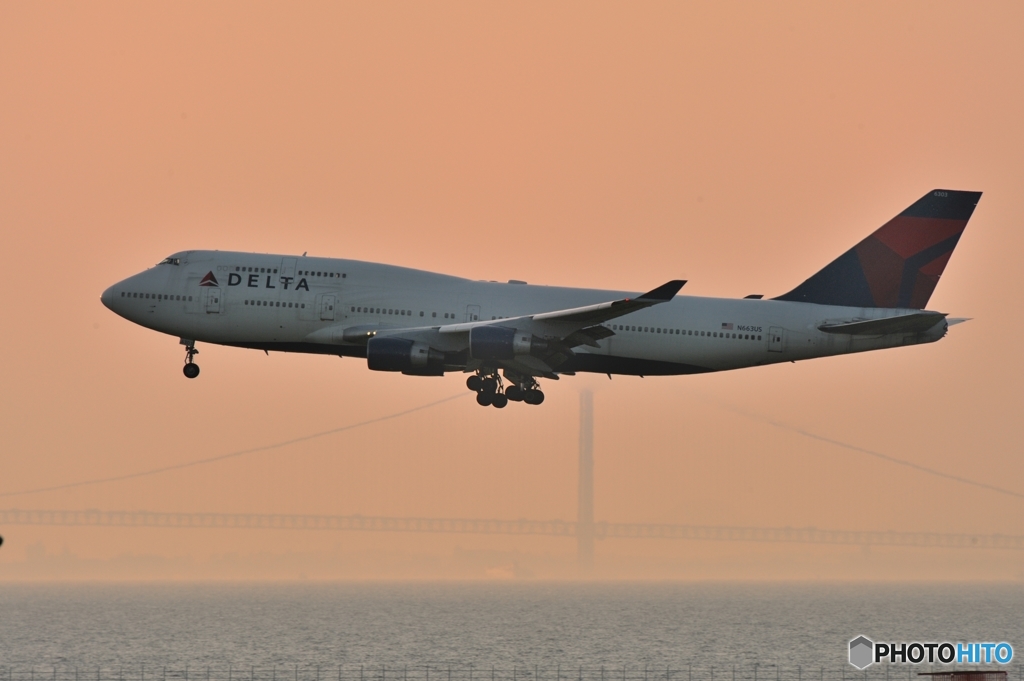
367, 337, 445, 373
469, 326, 544, 360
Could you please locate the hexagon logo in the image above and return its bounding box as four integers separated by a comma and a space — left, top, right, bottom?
849, 636, 874, 669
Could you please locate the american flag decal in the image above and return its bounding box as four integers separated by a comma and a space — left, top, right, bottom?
721, 323, 733, 330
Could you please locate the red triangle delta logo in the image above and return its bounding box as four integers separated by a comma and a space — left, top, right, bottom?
199, 272, 219, 287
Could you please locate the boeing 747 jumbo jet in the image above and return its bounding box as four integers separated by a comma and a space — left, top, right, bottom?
102, 190, 979, 408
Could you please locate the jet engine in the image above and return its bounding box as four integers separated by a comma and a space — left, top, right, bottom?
469, 326, 546, 361
367, 337, 445, 374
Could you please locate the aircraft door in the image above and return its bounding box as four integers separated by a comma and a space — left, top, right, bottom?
465, 304, 481, 322
768, 326, 784, 352
204, 287, 222, 314
184, 277, 200, 313
320, 294, 336, 321
281, 258, 296, 279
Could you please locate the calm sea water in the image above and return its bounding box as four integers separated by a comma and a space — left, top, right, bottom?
0, 583, 1021, 673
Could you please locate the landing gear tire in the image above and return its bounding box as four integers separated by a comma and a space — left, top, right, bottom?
466, 375, 483, 392
182, 341, 200, 379
505, 385, 523, 402
523, 389, 544, 405
481, 376, 498, 394
491, 392, 508, 409
476, 391, 493, 407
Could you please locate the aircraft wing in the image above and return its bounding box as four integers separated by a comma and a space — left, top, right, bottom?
305, 280, 685, 377
437, 279, 686, 339
436, 279, 686, 376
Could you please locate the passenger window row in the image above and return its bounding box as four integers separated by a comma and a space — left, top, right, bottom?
610, 324, 762, 341
121, 292, 193, 301
350, 307, 455, 319
118, 289, 761, 342
299, 270, 345, 278
233, 267, 346, 278
245, 300, 306, 308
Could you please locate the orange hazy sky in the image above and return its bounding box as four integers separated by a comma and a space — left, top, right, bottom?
2, 1, 1023, 580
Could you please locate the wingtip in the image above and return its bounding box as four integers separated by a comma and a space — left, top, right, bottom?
639, 280, 687, 301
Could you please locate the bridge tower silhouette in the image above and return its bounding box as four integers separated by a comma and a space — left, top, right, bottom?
577, 389, 595, 571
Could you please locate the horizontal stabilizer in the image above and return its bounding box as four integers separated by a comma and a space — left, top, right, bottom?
818, 311, 946, 335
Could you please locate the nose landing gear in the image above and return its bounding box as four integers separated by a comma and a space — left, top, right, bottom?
466, 371, 544, 407
182, 342, 200, 379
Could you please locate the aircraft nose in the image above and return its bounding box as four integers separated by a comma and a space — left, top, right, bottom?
101, 285, 116, 311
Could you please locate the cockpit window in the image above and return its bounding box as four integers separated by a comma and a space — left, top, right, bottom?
158, 257, 181, 266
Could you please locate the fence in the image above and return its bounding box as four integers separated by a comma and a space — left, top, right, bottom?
0, 666, 1021, 681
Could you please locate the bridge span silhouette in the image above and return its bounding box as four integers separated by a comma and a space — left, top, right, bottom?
3, 392, 1018, 561
2, 507, 1022, 551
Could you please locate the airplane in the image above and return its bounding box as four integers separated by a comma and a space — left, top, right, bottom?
101, 189, 980, 408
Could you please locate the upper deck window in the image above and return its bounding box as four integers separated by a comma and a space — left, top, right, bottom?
158, 257, 181, 266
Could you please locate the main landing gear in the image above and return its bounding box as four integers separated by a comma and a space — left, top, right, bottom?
466, 372, 544, 408
182, 342, 200, 379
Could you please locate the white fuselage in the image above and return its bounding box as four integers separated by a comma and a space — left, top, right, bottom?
101, 250, 948, 377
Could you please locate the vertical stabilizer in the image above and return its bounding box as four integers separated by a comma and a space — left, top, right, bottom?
774, 190, 981, 309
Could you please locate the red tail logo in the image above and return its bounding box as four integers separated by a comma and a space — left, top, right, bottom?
775, 189, 981, 309
199, 272, 219, 287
